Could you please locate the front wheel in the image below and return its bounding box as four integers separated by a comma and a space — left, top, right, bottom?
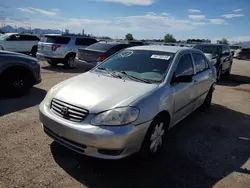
0, 68, 33, 98
140, 117, 168, 158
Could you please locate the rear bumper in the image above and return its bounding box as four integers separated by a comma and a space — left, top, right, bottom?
75, 57, 97, 67
37, 52, 64, 60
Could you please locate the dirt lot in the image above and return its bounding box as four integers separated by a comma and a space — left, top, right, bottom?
0, 59, 250, 188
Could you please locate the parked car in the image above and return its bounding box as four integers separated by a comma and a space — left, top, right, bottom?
39, 46, 216, 159
75, 42, 131, 66
0, 50, 41, 97
234, 48, 250, 60
0, 33, 40, 57
229, 45, 242, 56
37, 34, 98, 69
126, 40, 148, 46
193, 44, 233, 81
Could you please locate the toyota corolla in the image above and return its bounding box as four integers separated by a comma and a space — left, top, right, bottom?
39, 45, 216, 159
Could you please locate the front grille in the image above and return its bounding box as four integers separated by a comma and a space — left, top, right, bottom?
50, 98, 88, 122
44, 126, 86, 154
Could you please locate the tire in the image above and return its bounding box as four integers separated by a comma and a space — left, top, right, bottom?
0, 68, 33, 98
199, 87, 213, 111
216, 67, 222, 82
47, 60, 59, 67
140, 116, 169, 158
31, 46, 38, 57
224, 64, 232, 76
64, 54, 76, 69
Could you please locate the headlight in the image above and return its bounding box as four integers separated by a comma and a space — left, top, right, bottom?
43, 88, 53, 107
91, 107, 140, 126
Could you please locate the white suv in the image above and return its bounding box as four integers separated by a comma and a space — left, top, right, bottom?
0, 33, 40, 56
37, 34, 98, 69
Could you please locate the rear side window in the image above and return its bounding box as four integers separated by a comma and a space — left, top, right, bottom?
43, 36, 70, 44
19, 35, 40, 41
86, 43, 113, 52
192, 53, 209, 74
75, 38, 97, 46
176, 54, 194, 76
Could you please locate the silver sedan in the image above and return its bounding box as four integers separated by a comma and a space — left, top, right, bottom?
39, 45, 216, 159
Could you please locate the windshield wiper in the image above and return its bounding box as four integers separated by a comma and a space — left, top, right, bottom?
97, 67, 122, 79
119, 71, 152, 84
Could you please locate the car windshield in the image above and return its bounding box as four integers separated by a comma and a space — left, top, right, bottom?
0, 34, 9, 40
94, 49, 175, 83
195, 45, 222, 57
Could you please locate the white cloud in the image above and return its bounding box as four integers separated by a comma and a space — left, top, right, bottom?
94, 0, 153, 6
233, 9, 242, 12
188, 9, 201, 13
17, 7, 57, 16
188, 15, 206, 21
207, 19, 227, 25
52, 8, 60, 12
222, 14, 244, 18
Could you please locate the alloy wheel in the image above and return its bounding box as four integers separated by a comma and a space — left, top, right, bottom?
149, 122, 165, 153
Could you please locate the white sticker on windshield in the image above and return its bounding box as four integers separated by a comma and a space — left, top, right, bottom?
151, 54, 171, 60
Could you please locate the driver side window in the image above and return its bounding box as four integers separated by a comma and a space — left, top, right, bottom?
175, 54, 194, 76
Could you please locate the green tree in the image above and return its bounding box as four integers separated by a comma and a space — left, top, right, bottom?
164, 33, 176, 43
125, 33, 134, 40
217, 38, 229, 45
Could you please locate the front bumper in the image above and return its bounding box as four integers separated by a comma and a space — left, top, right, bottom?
39, 102, 150, 159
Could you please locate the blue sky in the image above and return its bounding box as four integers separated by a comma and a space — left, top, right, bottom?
0, 0, 250, 42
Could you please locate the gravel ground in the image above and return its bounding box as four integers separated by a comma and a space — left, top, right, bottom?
0, 59, 250, 188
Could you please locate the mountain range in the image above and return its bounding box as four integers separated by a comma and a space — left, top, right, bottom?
0, 25, 62, 35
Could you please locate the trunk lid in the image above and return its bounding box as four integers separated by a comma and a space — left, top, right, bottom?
78, 49, 104, 62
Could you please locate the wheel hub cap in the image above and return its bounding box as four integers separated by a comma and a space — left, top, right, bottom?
150, 123, 165, 153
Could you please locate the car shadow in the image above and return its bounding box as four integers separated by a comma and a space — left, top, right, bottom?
42, 63, 93, 74
0, 87, 46, 116
50, 104, 250, 188
218, 74, 250, 86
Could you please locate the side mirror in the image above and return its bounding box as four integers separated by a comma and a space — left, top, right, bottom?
171, 74, 193, 84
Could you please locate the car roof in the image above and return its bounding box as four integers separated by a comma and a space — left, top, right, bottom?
44, 34, 96, 39
194, 43, 228, 47
5, 33, 18, 36
127, 45, 191, 53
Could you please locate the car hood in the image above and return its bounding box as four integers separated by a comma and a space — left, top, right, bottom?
0, 50, 37, 61
53, 71, 158, 113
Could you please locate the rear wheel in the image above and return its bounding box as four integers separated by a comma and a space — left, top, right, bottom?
216, 67, 222, 82
0, 67, 33, 98
224, 64, 232, 76
47, 59, 59, 67
31, 45, 38, 57
199, 86, 214, 111
64, 54, 76, 69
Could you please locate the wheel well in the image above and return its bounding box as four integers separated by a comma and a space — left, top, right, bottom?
1, 66, 34, 84
154, 111, 171, 127
65, 52, 76, 59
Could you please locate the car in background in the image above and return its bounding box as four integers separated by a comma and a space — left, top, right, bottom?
0, 50, 41, 98
0, 33, 40, 57
193, 44, 233, 81
126, 40, 148, 46
75, 42, 131, 67
234, 47, 250, 60
230, 45, 242, 56
39, 46, 216, 159
37, 34, 98, 69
